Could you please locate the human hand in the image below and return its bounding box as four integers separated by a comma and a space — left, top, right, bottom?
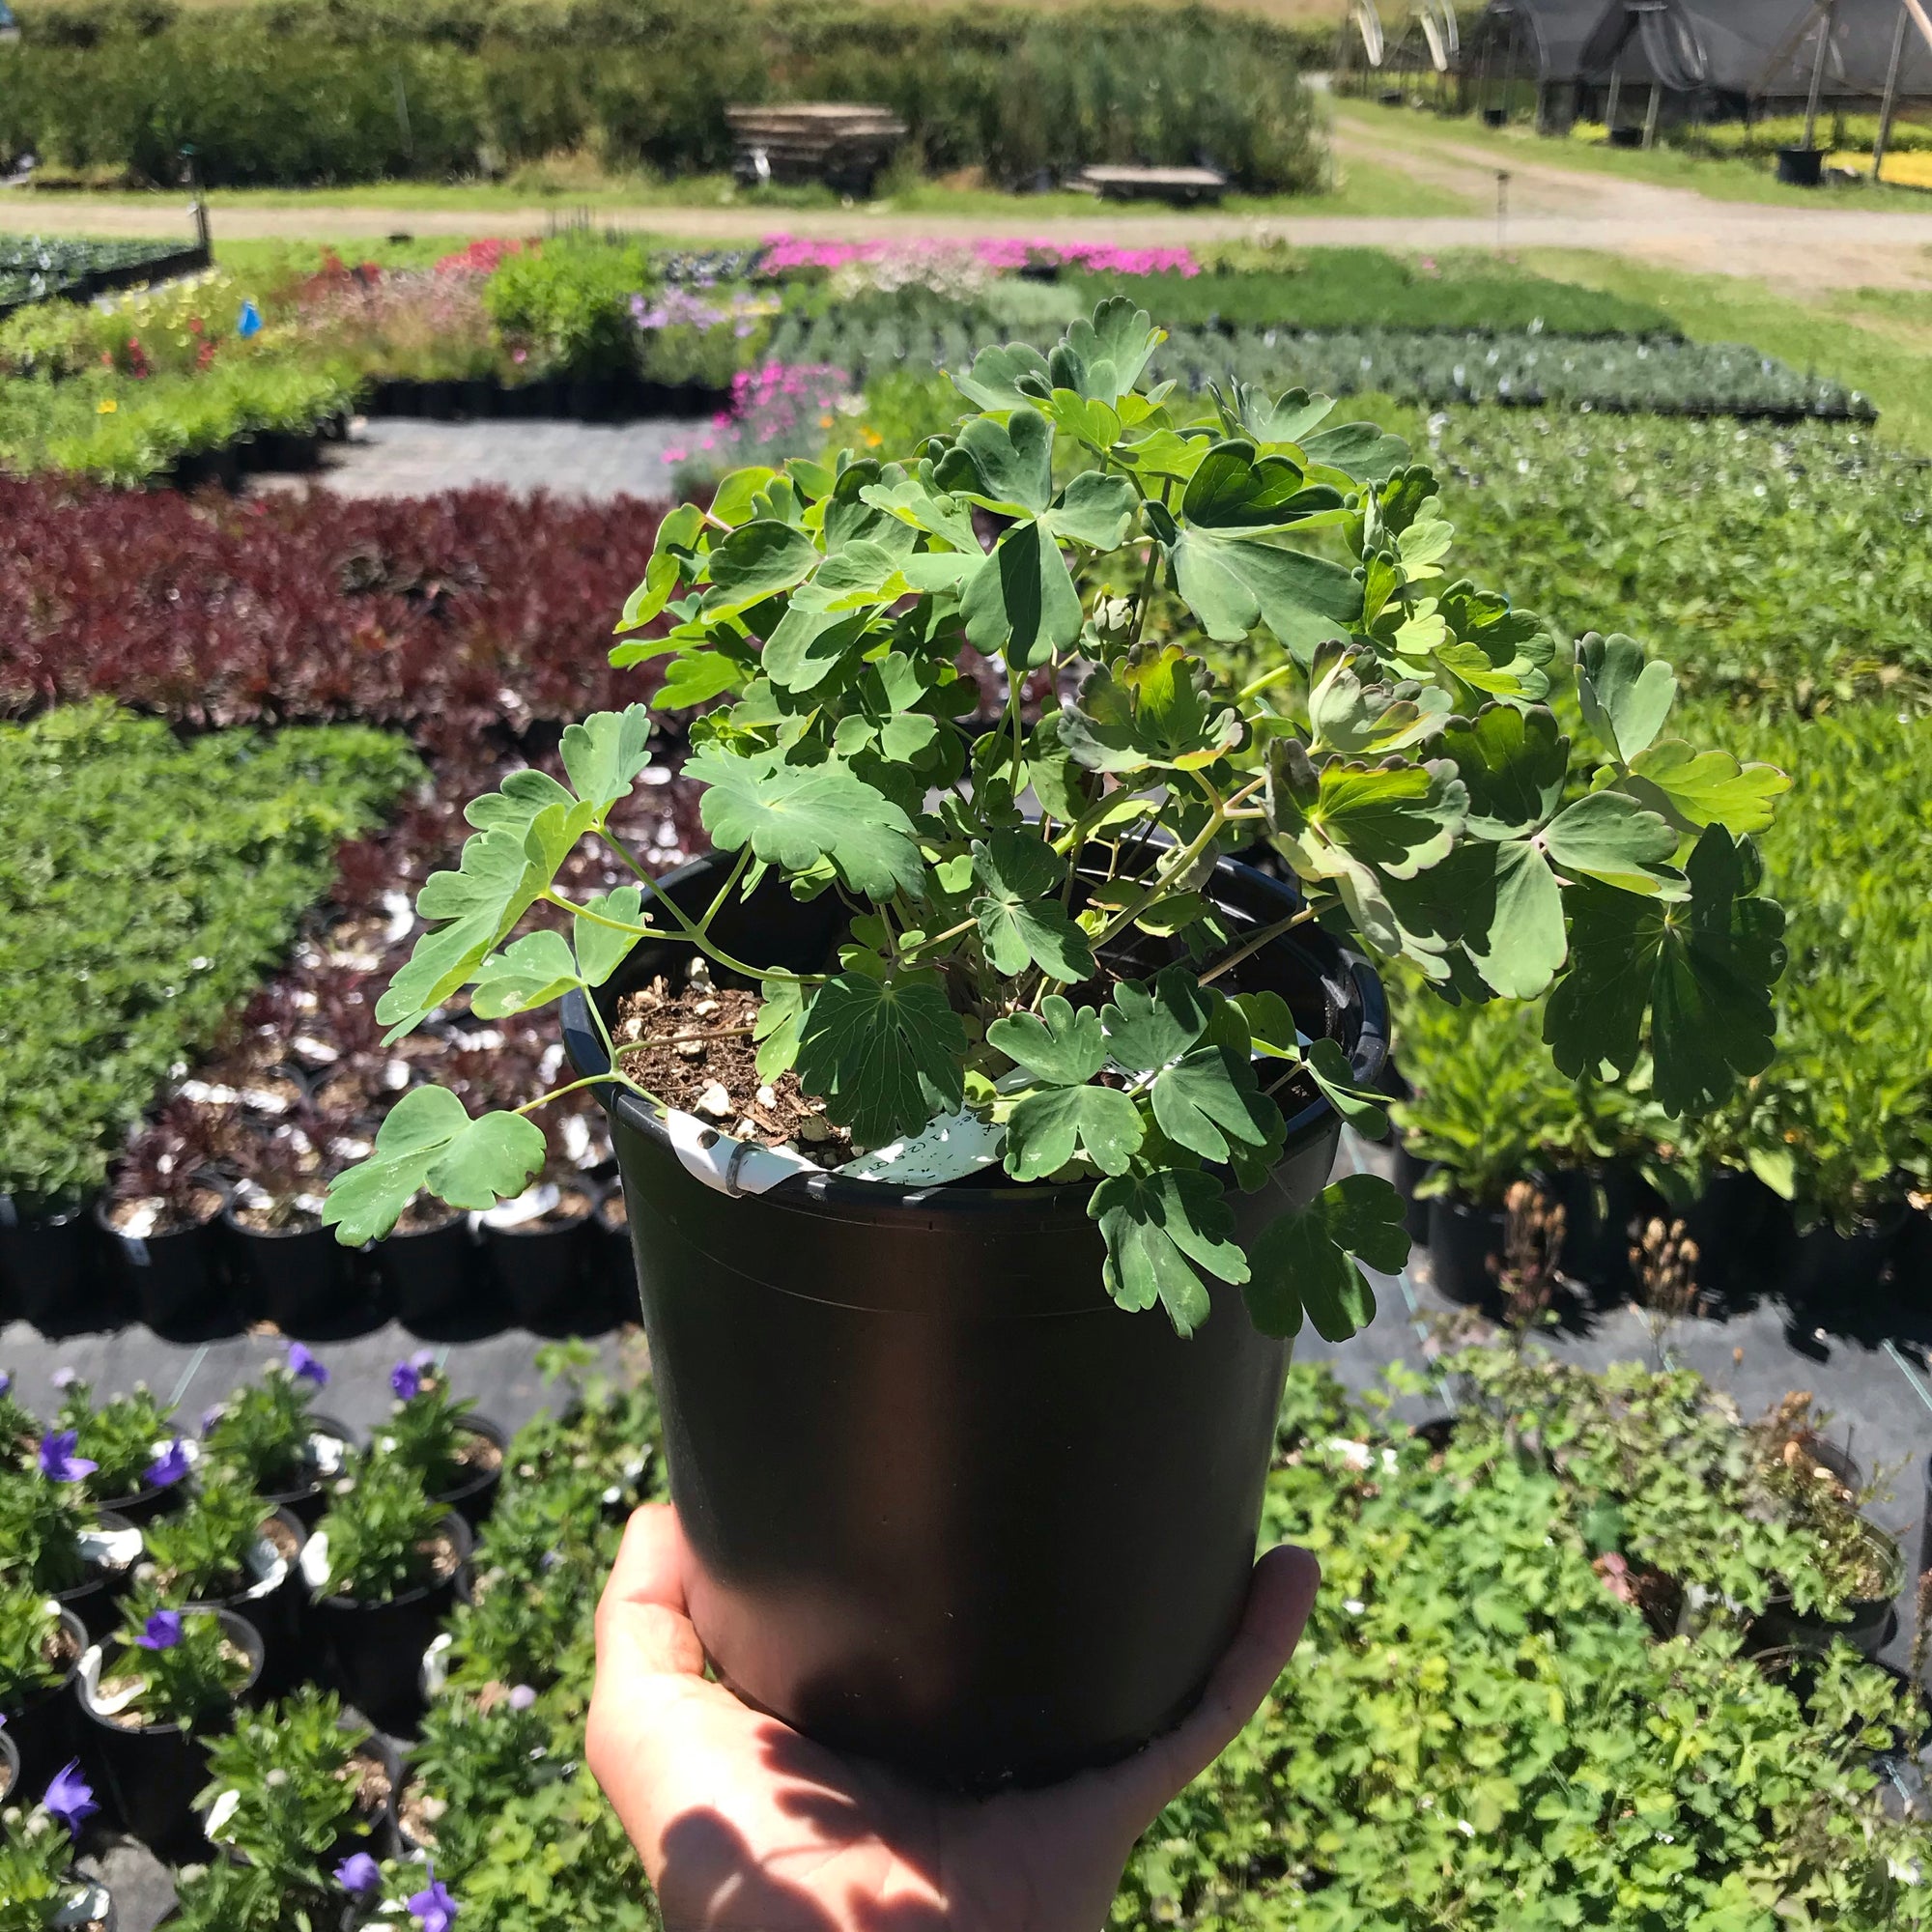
586, 1504, 1319, 1932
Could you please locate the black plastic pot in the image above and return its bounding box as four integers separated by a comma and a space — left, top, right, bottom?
1776, 144, 1825, 185
432, 1416, 506, 1530
1749, 1520, 1904, 1661
251, 1412, 358, 1530
482, 1196, 595, 1334
1427, 1191, 1505, 1307
56, 1510, 141, 1642
79, 1607, 265, 1859
0, 1194, 120, 1335
309, 1514, 472, 1736
1547, 1162, 1663, 1301
1608, 124, 1644, 147
1, 1605, 86, 1799
1789, 1202, 1909, 1309
221, 1206, 359, 1333
192, 1506, 308, 1699
373, 1210, 486, 1334
93, 1467, 188, 1529
1679, 1166, 1786, 1304
561, 851, 1387, 1787
92, 1194, 230, 1339
594, 1183, 638, 1321
1483, 105, 1509, 128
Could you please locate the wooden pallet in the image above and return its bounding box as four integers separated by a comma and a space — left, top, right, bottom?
725, 103, 908, 194
1068, 163, 1230, 205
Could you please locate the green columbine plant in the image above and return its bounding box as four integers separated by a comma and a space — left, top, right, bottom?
0, 1582, 71, 1708
314, 1455, 448, 1605
326, 300, 1790, 1340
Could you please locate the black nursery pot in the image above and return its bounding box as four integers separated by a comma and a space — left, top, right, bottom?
562, 851, 1387, 1788
432, 1416, 506, 1531
193, 1506, 309, 1698
0, 1195, 120, 1334
1749, 1520, 1905, 1662
57, 1510, 141, 1642
79, 1607, 265, 1860
221, 1207, 358, 1333
1, 1605, 87, 1798
310, 1514, 472, 1736
1789, 1202, 1909, 1310
1546, 1162, 1664, 1301
482, 1195, 595, 1333
93, 1194, 230, 1338
1427, 1191, 1506, 1307
373, 1209, 486, 1333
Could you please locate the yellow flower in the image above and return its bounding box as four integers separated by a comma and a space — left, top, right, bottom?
97, 398, 118, 413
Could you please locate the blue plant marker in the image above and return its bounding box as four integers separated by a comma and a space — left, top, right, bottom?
236, 298, 263, 339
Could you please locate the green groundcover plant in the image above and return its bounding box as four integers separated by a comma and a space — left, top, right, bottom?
0, 702, 418, 1207
328, 300, 1791, 1344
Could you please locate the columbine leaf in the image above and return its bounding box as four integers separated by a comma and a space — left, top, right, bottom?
1463, 838, 1567, 1001
1102, 967, 1214, 1074
934, 408, 1055, 515
704, 520, 820, 611
986, 995, 1106, 1086
470, 929, 581, 1018
323, 1087, 544, 1246
794, 973, 968, 1147
560, 705, 655, 814
574, 886, 644, 986
762, 608, 870, 694
1151, 1043, 1280, 1162
1301, 1037, 1389, 1138
1439, 703, 1566, 837
971, 831, 1094, 982
1090, 1169, 1248, 1337
1299, 421, 1410, 484
753, 976, 807, 1084
1181, 440, 1326, 530
1576, 633, 1677, 765
1043, 469, 1137, 550
859, 477, 982, 554
1545, 825, 1785, 1115
685, 749, 924, 902
1219, 381, 1335, 446
1541, 790, 1683, 895
1170, 526, 1364, 661
1626, 739, 1790, 837
960, 520, 1083, 673
1004, 1085, 1143, 1181
952, 341, 1053, 412
1049, 298, 1162, 406
1243, 1174, 1408, 1341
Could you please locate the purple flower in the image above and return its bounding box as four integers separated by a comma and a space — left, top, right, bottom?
410, 1868, 460, 1932
507, 1684, 537, 1711
43, 1760, 98, 1838
50, 1366, 78, 1391
136, 1608, 184, 1651
38, 1430, 98, 1484
390, 1361, 422, 1402
411, 1348, 437, 1372
144, 1438, 191, 1489
0, 1370, 11, 1396
335, 1850, 382, 1895
201, 1404, 226, 1434
287, 1342, 328, 1386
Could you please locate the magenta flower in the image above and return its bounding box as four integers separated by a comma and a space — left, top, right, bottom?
38, 1430, 97, 1484
43, 1760, 98, 1838
287, 1342, 328, 1386
410, 1867, 460, 1931
144, 1438, 191, 1489
136, 1608, 183, 1651
335, 1850, 382, 1895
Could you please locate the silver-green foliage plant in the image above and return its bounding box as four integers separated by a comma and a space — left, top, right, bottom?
327, 301, 1791, 1341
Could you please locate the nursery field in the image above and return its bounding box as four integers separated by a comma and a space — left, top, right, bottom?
4, 223, 1932, 1931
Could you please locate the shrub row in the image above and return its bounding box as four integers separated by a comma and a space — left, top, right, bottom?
0, 701, 419, 1208
0, 233, 196, 310
0, 3, 1325, 188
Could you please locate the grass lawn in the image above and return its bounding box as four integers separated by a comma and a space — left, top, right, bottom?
1331, 96, 1932, 212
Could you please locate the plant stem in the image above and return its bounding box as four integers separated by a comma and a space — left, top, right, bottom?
1197, 906, 1317, 987
510, 1073, 633, 1117
1239, 663, 1298, 703
697, 846, 752, 931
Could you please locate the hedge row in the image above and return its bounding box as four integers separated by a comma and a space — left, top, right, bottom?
0, 702, 419, 1208
0, 3, 1326, 188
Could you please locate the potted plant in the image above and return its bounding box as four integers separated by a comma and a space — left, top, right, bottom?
326, 301, 1791, 1782
400, 1682, 556, 1874
50, 1378, 191, 1527
76, 1593, 263, 1857
301, 1454, 471, 1736
137, 1469, 307, 1695
0, 1764, 115, 1932
195, 1687, 397, 1898
376, 1357, 505, 1530
0, 1370, 35, 1472
199, 1348, 355, 1529
94, 1104, 232, 1337
221, 1130, 356, 1331
0, 1582, 88, 1799
0, 1465, 142, 1641
475, 1125, 597, 1333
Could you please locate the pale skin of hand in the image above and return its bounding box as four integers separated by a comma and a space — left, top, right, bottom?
586, 1504, 1320, 1932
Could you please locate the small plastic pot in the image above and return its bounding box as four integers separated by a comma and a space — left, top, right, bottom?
1776, 144, 1825, 185
93, 1466, 190, 1530
1789, 1202, 1909, 1311
432, 1416, 506, 1531
93, 1193, 230, 1339
1748, 1520, 1904, 1662
221, 1206, 359, 1333
0, 1194, 120, 1335
482, 1192, 595, 1334
251, 1413, 358, 1530
56, 1511, 142, 1642
595, 1183, 639, 1324
2, 1605, 85, 1799
1547, 1162, 1663, 1301
191, 1506, 308, 1698
1679, 1166, 1786, 1302
307, 1514, 472, 1737
1428, 1192, 1505, 1307
78, 1606, 265, 1859
373, 1208, 487, 1334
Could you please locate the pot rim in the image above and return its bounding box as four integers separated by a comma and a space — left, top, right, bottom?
563, 849, 1388, 1219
